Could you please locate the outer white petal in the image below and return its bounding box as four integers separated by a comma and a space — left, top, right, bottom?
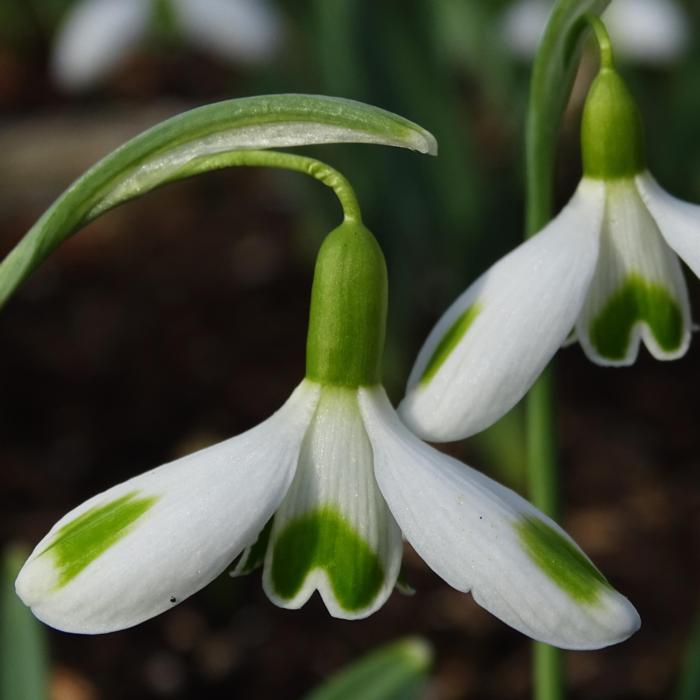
603, 0, 689, 65
576, 179, 691, 366
636, 172, 700, 280
15, 380, 320, 634
173, 0, 283, 65
399, 179, 604, 442
51, 0, 149, 91
263, 387, 402, 620
361, 387, 640, 650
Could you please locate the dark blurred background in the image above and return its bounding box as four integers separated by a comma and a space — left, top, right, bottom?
1, 1, 700, 698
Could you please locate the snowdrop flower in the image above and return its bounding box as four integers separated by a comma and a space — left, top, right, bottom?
16, 218, 639, 649
400, 26, 700, 442
501, 0, 689, 65
52, 0, 283, 91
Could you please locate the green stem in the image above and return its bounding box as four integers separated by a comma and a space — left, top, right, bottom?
157, 149, 364, 223
584, 13, 615, 69
524, 2, 611, 699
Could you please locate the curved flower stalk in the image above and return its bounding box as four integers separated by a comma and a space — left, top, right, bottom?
52, 0, 284, 91
501, 0, 689, 65
400, 17, 700, 443
15, 195, 639, 648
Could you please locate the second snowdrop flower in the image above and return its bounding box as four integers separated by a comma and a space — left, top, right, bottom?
401, 17, 700, 442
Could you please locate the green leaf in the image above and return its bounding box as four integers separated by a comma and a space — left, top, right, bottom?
1, 546, 49, 700
303, 637, 432, 700
0, 94, 436, 310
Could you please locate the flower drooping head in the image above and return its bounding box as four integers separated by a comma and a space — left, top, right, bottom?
16, 192, 639, 649
401, 16, 700, 442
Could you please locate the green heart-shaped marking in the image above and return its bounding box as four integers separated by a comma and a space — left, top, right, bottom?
270, 507, 384, 612
589, 274, 683, 360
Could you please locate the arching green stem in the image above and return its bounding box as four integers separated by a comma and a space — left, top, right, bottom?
151, 149, 364, 223
524, 2, 610, 699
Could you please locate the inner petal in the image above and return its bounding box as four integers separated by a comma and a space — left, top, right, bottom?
262, 386, 402, 619
577, 180, 691, 365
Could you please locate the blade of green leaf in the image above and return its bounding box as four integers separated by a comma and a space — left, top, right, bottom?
1, 546, 49, 700
676, 605, 700, 700
0, 94, 437, 309
302, 637, 432, 700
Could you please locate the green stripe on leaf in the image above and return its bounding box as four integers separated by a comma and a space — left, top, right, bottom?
517, 516, 609, 603
41, 491, 157, 588
420, 304, 480, 384
271, 507, 384, 612
589, 273, 683, 360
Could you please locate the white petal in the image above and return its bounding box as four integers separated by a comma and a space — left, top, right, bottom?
399, 179, 603, 442
361, 387, 640, 650
603, 0, 689, 65
263, 387, 402, 620
15, 380, 320, 634
51, 0, 149, 91
499, 0, 551, 58
636, 172, 700, 279
173, 0, 284, 64
576, 179, 691, 365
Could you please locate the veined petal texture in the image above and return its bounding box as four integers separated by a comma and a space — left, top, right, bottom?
636, 172, 700, 280
360, 387, 640, 650
264, 386, 402, 619
52, 0, 149, 91
577, 179, 691, 365
400, 179, 604, 442
15, 381, 320, 634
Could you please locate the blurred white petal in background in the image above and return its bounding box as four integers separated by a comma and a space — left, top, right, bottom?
501, 0, 689, 65
51, 0, 285, 92
172, 0, 283, 64
52, 0, 150, 91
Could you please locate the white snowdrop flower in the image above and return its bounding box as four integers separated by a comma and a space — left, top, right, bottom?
52, 0, 284, 91
16, 219, 639, 650
501, 0, 689, 65
401, 37, 700, 442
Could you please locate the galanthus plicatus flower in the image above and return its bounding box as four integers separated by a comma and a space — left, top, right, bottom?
52, 0, 283, 91
400, 38, 700, 443
501, 0, 689, 65
16, 218, 639, 650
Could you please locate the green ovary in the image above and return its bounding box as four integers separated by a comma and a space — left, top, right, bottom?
41, 491, 157, 588
420, 303, 480, 384
270, 507, 384, 612
517, 517, 609, 604
590, 274, 683, 360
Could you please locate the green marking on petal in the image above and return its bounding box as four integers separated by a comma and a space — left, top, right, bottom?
41, 491, 158, 589
589, 273, 683, 360
517, 516, 610, 604
271, 507, 384, 612
420, 303, 481, 384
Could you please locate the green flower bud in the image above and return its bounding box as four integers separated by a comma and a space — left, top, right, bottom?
305, 220, 387, 387
581, 67, 645, 180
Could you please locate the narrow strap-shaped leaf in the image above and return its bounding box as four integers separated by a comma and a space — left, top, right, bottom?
0, 94, 437, 309
0, 546, 49, 700
302, 637, 432, 700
